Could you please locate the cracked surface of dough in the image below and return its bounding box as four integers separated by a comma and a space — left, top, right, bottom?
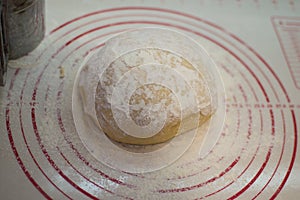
78, 29, 217, 145
93, 48, 214, 145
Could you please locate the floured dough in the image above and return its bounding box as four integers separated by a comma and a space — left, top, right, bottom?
78, 29, 216, 145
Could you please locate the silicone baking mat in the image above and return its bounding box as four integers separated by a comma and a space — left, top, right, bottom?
0, 0, 299, 199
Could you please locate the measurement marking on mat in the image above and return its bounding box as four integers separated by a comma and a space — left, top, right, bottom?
272, 16, 300, 89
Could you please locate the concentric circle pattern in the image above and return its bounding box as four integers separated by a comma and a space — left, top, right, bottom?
3, 7, 297, 200
72, 28, 224, 174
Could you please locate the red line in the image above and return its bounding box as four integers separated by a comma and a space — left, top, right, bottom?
57, 147, 133, 200
51, 14, 136, 44
171, 93, 239, 176
83, 43, 105, 57
226, 47, 270, 102
270, 109, 275, 136
52, 7, 290, 102
31, 7, 294, 197
53, 18, 261, 185
50, 7, 277, 103
31, 107, 99, 200
64, 21, 156, 47
270, 110, 298, 199
247, 109, 252, 139
167, 156, 224, 181
238, 84, 248, 102
285, 21, 300, 26
232, 95, 241, 142
50, 7, 225, 34
6, 8, 295, 199
48, 11, 214, 60
278, 27, 300, 32
57, 15, 292, 197
202, 109, 264, 199
169, 7, 280, 102
53, 11, 193, 47
155, 6, 293, 119
195, 29, 270, 102
55, 81, 133, 188
52, 33, 136, 186
51, 19, 233, 182
5, 69, 52, 200
228, 149, 272, 200
18, 73, 72, 199
236, 85, 252, 140
252, 110, 286, 199
240, 70, 259, 102
220, 63, 234, 78
30, 29, 134, 196
6, 109, 52, 199
203, 159, 250, 198
49, 10, 276, 184
157, 21, 270, 102
223, 46, 260, 102
164, 93, 244, 186
9, 20, 140, 198
62, 30, 123, 63
62, 17, 272, 103
226, 31, 279, 102
30, 63, 100, 199
158, 157, 240, 193
227, 109, 275, 199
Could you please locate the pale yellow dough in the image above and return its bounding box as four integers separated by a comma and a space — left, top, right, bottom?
93, 48, 215, 145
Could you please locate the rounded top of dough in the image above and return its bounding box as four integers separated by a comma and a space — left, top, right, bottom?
72, 27, 225, 173
77, 28, 217, 145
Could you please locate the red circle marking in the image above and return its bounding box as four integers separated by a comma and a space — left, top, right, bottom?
49, 7, 288, 102
57, 147, 134, 200
30, 18, 284, 197
9, 23, 276, 200
55, 80, 135, 188
47, 22, 253, 195
51, 20, 271, 190
157, 104, 260, 194
19, 72, 73, 199
23, 28, 132, 200
16, 28, 139, 198
46, 12, 280, 191
227, 109, 276, 199
252, 110, 286, 199
270, 110, 297, 199
5, 69, 52, 199
201, 109, 264, 199
167, 92, 242, 180
60, 24, 250, 188
6, 7, 296, 199
30, 110, 100, 199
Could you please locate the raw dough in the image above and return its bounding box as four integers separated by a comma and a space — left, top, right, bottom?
78, 29, 216, 145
